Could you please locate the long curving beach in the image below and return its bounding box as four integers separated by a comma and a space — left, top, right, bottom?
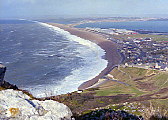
49, 23, 122, 90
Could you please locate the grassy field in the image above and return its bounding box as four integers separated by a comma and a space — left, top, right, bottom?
52, 66, 168, 118
95, 81, 144, 97
100, 67, 167, 97
81, 67, 168, 118
96, 66, 167, 94
118, 34, 168, 41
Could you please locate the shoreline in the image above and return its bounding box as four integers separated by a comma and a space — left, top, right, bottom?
48, 23, 122, 90
67, 17, 157, 28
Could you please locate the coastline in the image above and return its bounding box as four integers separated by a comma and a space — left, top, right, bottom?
48, 23, 122, 90
67, 17, 156, 28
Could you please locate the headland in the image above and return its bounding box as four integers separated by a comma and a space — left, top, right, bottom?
48, 23, 122, 90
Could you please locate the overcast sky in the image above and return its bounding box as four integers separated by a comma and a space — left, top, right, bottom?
1, 0, 168, 19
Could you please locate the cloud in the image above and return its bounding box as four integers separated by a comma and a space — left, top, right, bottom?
22, 0, 36, 3
3, 0, 36, 4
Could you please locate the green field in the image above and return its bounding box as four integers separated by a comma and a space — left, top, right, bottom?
96, 66, 167, 94
118, 34, 168, 41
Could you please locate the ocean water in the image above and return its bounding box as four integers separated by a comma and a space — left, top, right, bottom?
0, 20, 107, 97
75, 21, 168, 32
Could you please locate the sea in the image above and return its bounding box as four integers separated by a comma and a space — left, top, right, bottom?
0, 20, 107, 98
75, 21, 168, 33
1, 20, 167, 98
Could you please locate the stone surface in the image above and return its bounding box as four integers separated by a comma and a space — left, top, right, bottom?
0, 89, 72, 120
0, 64, 6, 86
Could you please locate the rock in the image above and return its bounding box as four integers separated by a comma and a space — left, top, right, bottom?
0, 64, 6, 86
2, 81, 19, 90
0, 64, 18, 90
0, 89, 72, 120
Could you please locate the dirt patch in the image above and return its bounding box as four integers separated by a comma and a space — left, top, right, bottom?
133, 75, 158, 91
129, 88, 168, 102
136, 81, 158, 91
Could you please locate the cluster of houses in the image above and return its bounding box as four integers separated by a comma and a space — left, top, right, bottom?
85, 27, 137, 35
84, 27, 168, 71
113, 37, 168, 71
126, 38, 167, 71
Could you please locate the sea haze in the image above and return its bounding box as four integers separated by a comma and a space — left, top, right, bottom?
0, 20, 107, 97
75, 21, 168, 32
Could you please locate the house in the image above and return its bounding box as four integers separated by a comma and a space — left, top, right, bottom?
77, 90, 83, 93
144, 38, 152, 42
125, 63, 129, 67
155, 63, 162, 69
134, 40, 141, 43
160, 65, 168, 71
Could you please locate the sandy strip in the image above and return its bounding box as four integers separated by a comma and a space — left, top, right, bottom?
48, 23, 122, 90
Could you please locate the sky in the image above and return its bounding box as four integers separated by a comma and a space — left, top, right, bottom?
1, 0, 168, 19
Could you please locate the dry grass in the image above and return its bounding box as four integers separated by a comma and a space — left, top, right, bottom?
118, 34, 168, 41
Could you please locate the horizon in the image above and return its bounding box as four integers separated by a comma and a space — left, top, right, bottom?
1, 14, 168, 20
1, 0, 168, 19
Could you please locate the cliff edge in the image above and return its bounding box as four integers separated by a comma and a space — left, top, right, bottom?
0, 89, 72, 120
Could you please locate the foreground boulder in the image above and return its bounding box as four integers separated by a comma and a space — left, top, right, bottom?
0, 64, 6, 86
0, 89, 72, 120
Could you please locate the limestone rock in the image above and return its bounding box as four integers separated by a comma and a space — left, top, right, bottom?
0, 64, 6, 86
0, 89, 72, 120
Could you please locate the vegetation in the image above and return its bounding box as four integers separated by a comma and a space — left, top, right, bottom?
38, 66, 168, 119
1, 67, 168, 119
95, 82, 144, 97
0, 86, 6, 91
0, 81, 34, 100
78, 101, 168, 120
118, 34, 168, 41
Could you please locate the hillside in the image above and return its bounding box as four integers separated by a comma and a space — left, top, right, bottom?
42, 66, 168, 119
1, 66, 168, 119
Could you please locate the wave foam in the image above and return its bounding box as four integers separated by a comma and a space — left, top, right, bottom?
26, 22, 108, 98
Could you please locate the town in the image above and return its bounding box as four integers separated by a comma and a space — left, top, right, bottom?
83, 27, 168, 71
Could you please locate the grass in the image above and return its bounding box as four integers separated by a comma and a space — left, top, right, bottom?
95, 81, 144, 97
118, 34, 168, 41
78, 101, 168, 120
120, 67, 148, 78
31, 65, 168, 119
152, 72, 168, 88
94, 66, 168, 102
1, 66, 167, 119
117, 67, 166, 92
0, 86, 6, 91
152, 99, 168, 107
109, 67, 130, 81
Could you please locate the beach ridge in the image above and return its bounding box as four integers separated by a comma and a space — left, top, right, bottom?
48, 23, 122, 90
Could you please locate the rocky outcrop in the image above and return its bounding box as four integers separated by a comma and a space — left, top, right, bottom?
0, 64, 6, 86
0, 64, 18, 90
0, 89, 72, 120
